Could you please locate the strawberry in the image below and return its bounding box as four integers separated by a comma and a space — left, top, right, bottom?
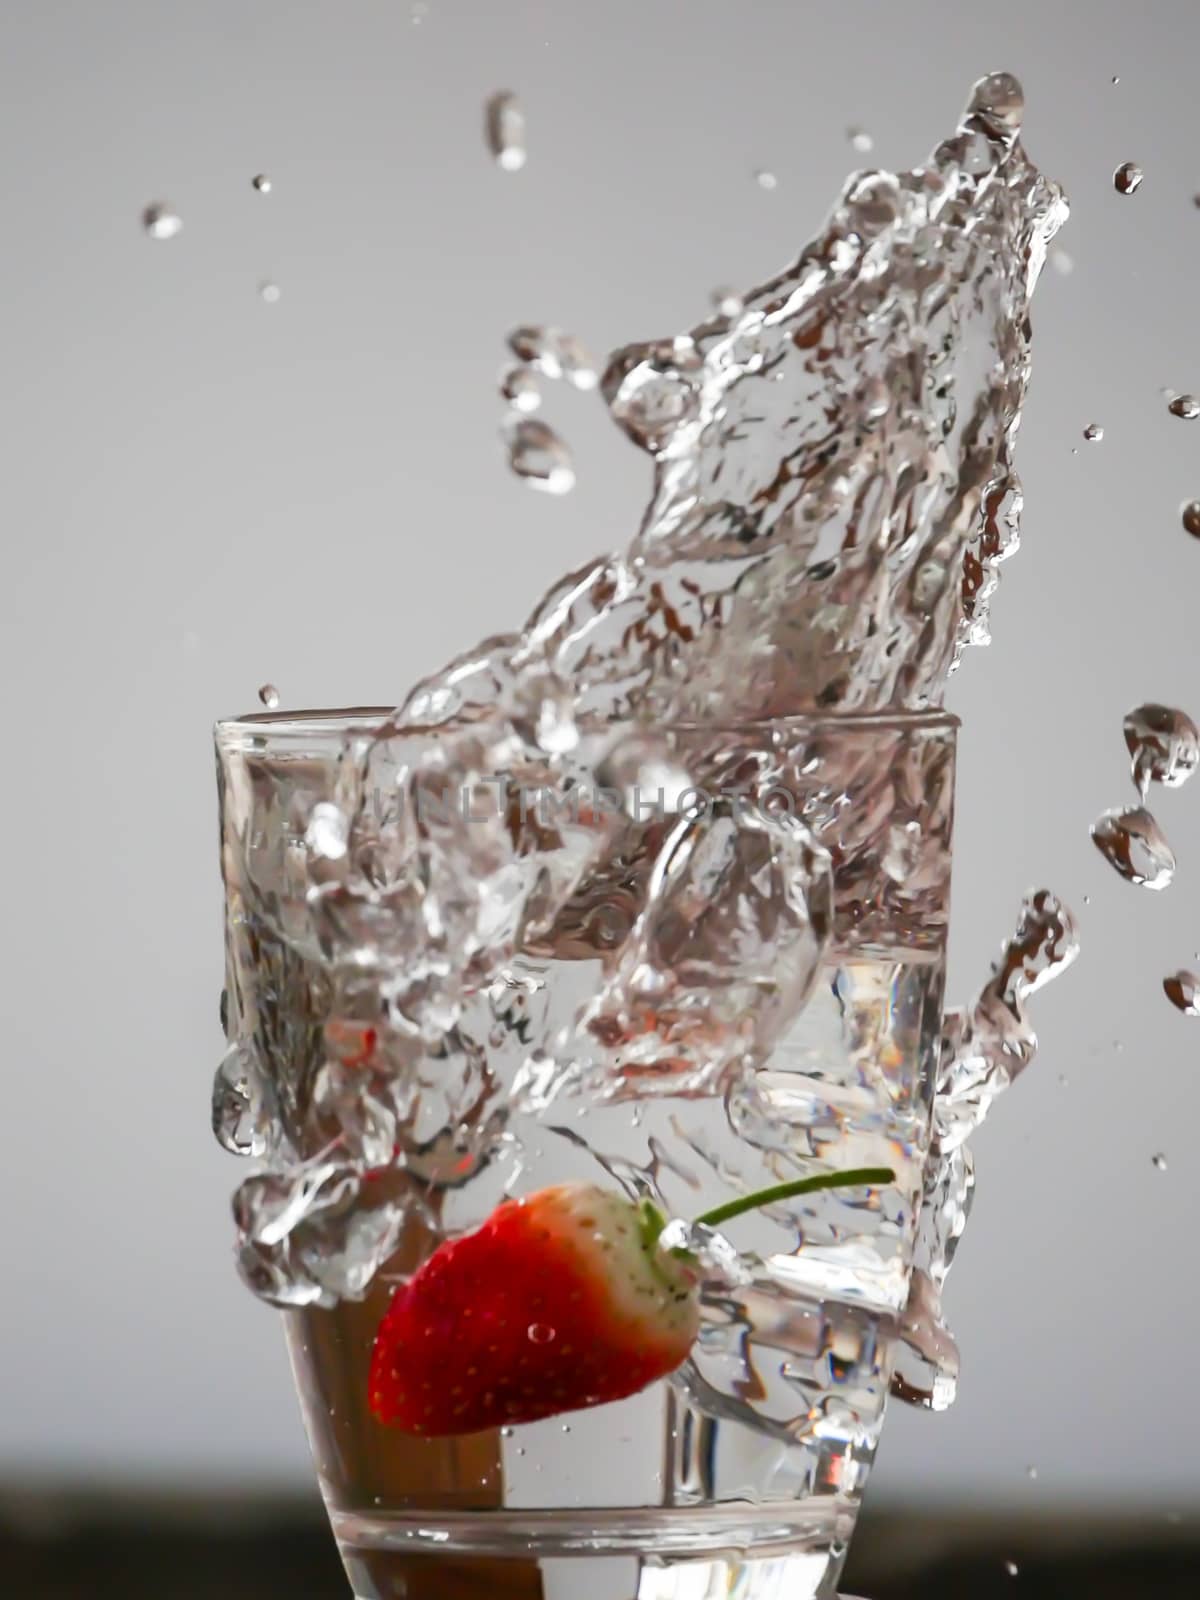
368, 1167, 893, 1436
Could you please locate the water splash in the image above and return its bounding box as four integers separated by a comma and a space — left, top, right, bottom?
892, 890, 1079, 1409
220, 76, 1069, 1322
485, 91, 527, 172
1090, 806, 1175, 889
1123, 703, 1199, 795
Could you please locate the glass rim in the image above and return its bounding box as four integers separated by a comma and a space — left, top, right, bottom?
215, 703, 959, 753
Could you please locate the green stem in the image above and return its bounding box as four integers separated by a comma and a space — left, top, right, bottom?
693, 1167, 895, 1230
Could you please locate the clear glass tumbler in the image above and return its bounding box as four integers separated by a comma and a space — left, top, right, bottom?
214, 705, 957, 1600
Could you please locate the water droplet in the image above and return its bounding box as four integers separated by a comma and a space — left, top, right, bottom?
504, 418, 575, 494
1111, 74, 1121, 85
1163, 971, 1200, 1016
1114, 162, 1143, 195
507, 326, 596, 389
305, 801, 350, 861
485, 91, 526, 172
258, 683, 280, 709
527, 1322, 556, 1344
1050, 248, 1074, 276
142, 203, 182, 240
967, 71, 1025, 136
560, 1423, 571, 1433
251, 174, 272, 194
1090, 806, 1175, 889
1057, 1074, 1069, 1088
259, 281, 281, 304
847, 126, 874, 153
1123, 703, 1199, 794
1027, 1464, 1039, 1480
1004, 1560, 1020, 1578
1182, 501, 1200, 538
1083, 423, 1104, 442
711, 286, 744, 318
1152, 1152, 1168, 1172
755, 169, 778, 191
1168, 393, 1200, 420
1082, 894, 1091, 905
500, 1425, 514, 1438
500, 364, 541, 413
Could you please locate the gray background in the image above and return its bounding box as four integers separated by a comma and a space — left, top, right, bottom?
2, 0, 1198, 1509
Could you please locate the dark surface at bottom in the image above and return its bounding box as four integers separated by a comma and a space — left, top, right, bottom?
1, 1495, 1196, 1597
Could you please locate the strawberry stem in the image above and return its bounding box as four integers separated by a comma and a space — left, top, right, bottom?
693, 1167, 895, 1230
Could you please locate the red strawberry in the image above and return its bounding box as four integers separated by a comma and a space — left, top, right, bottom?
368, 1183, 699, 1435
368, 1166, 892, 1436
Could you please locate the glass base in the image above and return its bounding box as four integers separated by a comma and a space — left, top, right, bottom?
334, 1503, 855, 1598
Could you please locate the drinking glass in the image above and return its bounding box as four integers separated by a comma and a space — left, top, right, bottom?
214, 705, 957, 1600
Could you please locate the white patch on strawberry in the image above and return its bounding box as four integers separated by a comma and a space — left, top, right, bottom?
536, 1183, 701, 1350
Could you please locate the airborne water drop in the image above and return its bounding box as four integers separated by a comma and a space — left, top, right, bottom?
1114, 162, 1143, 195
485, 91, 527, 172
142, 203, 182, 240
504, 418, 575, 495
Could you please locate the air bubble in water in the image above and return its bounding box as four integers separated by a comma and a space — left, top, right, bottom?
1123, 703, 1199, 794
1182, 501, 1200, 538
485, 91, 526, 172
504, 418, 575, 494
305, 802, 350, 861
847, 127, 874, 153
711, 286, 744, 318
754, 169, 778, 190
1152, 1152, 1168, 1172
1083, 423, 1103, 442
1114, 162, 1143, 195
142, 203, 182, 240
259, 281, 281, 304
1163, 971, 1200, 1016
1090, 806, 1175, 889
1168, 393, 1200, 420
258, 683, 280, 709
251, 174, 272, 194
500, 364, 541, 413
